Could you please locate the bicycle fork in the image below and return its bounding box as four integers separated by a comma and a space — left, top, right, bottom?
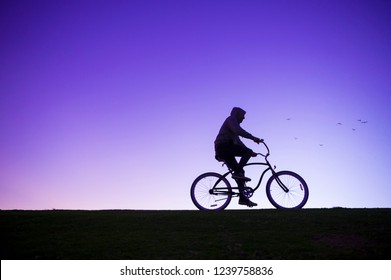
274, 173, 290, 193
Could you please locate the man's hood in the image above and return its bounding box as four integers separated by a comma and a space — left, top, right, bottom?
230, 107, 246, 121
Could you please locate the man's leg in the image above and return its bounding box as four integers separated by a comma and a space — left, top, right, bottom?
231, 145, 253, 177
215, 143, 252, 180
232, 146, 258, 207
215, 143, 239, 172
237, 148, 253, 174
215, 143, 257, 207
222, 157, 240, 173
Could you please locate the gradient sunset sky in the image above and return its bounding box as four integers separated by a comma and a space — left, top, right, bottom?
1, 0, 390, 210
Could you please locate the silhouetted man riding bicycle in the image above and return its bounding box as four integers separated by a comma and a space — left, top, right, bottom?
214, 107, 262, 207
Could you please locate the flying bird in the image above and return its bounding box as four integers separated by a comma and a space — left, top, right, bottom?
337, 122, 342, 125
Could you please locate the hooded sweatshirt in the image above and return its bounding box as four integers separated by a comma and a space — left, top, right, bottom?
214, 107, 255, 147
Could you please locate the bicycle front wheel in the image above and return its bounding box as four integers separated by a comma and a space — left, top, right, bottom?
190, 172, 232, 210
266, 171, 309, 209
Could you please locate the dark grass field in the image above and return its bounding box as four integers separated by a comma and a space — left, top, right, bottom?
1, 208, 390, 260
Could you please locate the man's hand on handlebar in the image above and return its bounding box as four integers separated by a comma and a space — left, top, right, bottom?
253, 137, 264, 144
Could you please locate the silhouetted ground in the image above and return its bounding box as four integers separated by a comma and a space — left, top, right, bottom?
1, 208, 390, 259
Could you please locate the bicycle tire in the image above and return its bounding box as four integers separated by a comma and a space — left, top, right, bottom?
190, 172, 232, 211
266, 170, 309, 209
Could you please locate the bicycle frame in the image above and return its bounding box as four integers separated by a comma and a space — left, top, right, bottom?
211, 142, 289, 195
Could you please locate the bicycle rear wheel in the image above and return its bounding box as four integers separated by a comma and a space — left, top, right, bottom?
266, 171, 309, 209
190, 172, 232, 210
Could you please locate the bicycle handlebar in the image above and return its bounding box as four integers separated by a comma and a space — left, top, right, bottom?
257, 141, 270, 158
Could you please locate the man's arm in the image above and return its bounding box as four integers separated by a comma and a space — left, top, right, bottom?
227, 117, 262, 143
227, 117, 254, 139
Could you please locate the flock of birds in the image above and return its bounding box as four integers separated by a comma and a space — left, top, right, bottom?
285, 118, 369, 147
336, 119, 368, 131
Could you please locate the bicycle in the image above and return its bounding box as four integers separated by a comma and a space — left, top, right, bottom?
190, 141, 309, 210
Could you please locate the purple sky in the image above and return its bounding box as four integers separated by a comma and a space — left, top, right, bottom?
1, 0, 391, 210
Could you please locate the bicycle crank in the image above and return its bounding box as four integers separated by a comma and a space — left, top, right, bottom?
242, 187, 254, 198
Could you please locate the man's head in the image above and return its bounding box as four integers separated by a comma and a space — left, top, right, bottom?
231, 107, 246, 123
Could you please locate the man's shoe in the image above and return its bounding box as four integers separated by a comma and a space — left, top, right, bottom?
232, 173, 251, 182
239, 198, 258, 207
